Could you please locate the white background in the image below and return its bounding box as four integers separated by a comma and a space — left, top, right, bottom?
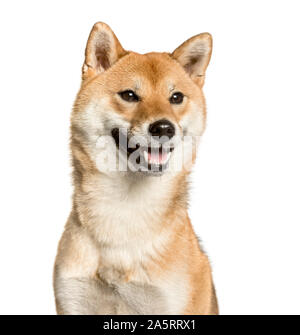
0, 0, 299, 315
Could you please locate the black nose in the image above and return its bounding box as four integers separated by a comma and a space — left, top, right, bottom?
149, 119, 175, 140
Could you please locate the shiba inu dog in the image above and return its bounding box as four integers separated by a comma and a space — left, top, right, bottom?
54, 22, 218, 315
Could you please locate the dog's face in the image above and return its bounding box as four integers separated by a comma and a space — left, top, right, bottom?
72, 23, 212, 177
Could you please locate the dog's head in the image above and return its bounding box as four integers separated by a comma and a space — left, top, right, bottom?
72, 22, 212, 177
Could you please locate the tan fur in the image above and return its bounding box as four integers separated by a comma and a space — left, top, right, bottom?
54, 22, 218, 315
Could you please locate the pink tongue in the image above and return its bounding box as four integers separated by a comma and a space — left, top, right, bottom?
148, 151, 167, 164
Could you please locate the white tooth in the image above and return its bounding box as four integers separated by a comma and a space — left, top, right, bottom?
143, 150, 148, 163
166, 152, 171, 162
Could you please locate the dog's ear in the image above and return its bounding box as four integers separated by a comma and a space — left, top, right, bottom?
171, 33, 212, 87
82, 22, 127, 80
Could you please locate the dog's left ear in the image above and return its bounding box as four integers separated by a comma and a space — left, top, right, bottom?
82, 22, 127, 80
171, 33, 212, 87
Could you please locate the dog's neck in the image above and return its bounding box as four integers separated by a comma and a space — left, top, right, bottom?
73, 168, 188, 246
70, 166, 189, 275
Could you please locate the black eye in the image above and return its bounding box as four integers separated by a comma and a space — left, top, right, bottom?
169, 92, 184, 104
118, 90, 139, 102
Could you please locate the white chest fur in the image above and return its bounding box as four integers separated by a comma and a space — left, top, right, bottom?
75, 172, 189, 314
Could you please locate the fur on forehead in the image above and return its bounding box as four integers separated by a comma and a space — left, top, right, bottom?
86, 52, 202, 97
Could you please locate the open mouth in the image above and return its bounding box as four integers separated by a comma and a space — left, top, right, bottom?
129, 145, 174, 173
141, 146, 173, 171
111, 128, 174, 173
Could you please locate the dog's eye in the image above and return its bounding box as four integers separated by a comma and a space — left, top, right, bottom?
119, 90, 139, 102
169, 92, 184, 104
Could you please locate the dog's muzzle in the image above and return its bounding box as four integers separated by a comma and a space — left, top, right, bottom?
111, 123, 175, 174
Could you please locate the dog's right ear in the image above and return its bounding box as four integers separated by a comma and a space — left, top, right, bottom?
82, 22, 127, 80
